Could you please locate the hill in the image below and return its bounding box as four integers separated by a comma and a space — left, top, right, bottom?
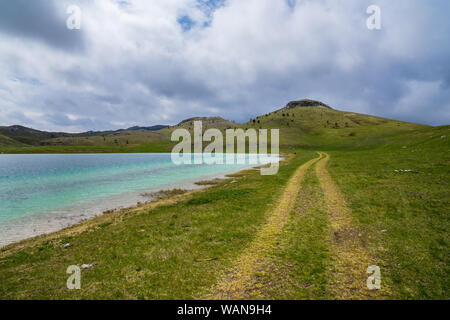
166, 116, 238, 131
0, 101, 434, 153
0, 125, 174, 153
126, 125, 169, 131
157, 116, 240, 141
0, 125, 70, 146
0, 133, 26, 147
245, 100, 427, 149
31, 129, 172, 153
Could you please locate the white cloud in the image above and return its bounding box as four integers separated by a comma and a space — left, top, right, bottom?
0, 0, 449, 131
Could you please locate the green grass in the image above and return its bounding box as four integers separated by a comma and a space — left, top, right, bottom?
0, 152, 316, 299
0, 133, 26, 148
325, 126, 450, 299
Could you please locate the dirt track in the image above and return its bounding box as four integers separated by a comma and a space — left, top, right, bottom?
208, 154, 323, 299
209, 152, 385, 299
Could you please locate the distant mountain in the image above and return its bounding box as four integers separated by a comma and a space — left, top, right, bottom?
0, 125, 70, 146
126, 125, 169, 131
0, 124, 169, 148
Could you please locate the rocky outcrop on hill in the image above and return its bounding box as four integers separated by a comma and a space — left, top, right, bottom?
285, 99, 332, 110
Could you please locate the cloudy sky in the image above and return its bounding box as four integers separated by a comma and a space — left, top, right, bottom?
0, 0, 449, 132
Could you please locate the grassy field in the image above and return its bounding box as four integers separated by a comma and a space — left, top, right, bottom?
0, 105, 448, 300
0, 152, 317, 299
326, 126, 450, 299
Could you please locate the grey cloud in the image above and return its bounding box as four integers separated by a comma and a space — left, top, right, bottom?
0, 0, 449, 131
0, 0, 85, 52
44, 112, 110, 130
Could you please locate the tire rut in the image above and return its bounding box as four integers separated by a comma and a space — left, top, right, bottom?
207, 153, 323, 299
316, 152, 385, 299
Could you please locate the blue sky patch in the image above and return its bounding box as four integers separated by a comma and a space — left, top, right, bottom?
177, 15, 195, 32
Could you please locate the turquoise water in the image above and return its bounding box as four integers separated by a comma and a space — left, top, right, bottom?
0, 153, 262, 224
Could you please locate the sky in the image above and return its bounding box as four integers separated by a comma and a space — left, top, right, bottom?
0, 0, 449, 132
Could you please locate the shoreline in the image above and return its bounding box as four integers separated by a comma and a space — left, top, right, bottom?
0, 164, 260, 249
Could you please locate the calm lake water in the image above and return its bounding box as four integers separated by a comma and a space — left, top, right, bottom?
0, 153, 267, 224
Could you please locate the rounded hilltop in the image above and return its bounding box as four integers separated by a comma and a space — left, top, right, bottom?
284, 99, 333, 110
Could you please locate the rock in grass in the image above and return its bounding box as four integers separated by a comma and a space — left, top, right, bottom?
81, 263, 95, 270
60, 243, 71, 249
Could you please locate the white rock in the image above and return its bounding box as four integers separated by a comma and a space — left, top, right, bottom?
81, 264, 95, 270
60, 243, 71, 249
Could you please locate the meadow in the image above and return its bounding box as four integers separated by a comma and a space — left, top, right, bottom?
0, 104, 448, 299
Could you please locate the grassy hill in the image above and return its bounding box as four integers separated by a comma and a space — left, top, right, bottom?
0, 117, 240, 153
158, 116, 239, 136
0, 127, 174, 153
0, 125, 70, 146
157, 101, 428, 152
39, 130, 171, 152
0, 101, 432, 153
0, 133, 26, 148
244, 100, 426, 149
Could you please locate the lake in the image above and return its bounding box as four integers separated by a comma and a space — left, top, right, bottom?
0, 153, 275, 246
